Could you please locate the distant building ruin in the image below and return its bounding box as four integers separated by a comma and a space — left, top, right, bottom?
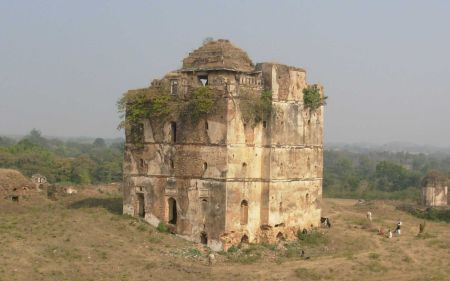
122, 39, 324, 250
31, 174, 47, 189
421, 171, 448, 207
0, 169, 34, 202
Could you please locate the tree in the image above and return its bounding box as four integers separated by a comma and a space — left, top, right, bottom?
71, 155, 96, 184
93, 138, 106, 148
24, 129, 48, 147
303, 85, 327, 110
0, 136, 14, 147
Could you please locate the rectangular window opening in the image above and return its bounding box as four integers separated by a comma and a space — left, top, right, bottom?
170, 122, 177, 143
170, 80, 178, 96
137, 193, 145, 218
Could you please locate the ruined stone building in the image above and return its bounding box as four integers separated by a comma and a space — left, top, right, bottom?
122, 39, 324, 250
31, 173, 47, 189
0, 169, 34, 202
421, 171, 448, 207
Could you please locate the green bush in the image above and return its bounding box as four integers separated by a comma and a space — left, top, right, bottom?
117, 89, 152, 131
240, 90, 273, 126
151, 93, 174, 117
156, 222, 169, 233
227, 245, 239, 253
186, 86, 218, 122
303, 85, 327, 110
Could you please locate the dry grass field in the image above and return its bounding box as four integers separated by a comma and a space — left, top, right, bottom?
1, 186, 449, 281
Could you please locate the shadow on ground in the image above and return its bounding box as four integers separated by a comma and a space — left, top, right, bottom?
68, 197, 122, 215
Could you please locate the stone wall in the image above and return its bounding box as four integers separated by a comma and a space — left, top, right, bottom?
123, 41, 324, 251
219, 63, 323, 248
422, 186, 448, 206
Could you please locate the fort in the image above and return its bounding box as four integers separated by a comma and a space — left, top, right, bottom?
122, 39, 325, 251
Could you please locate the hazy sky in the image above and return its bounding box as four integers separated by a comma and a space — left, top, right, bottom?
1, 1, 449, 145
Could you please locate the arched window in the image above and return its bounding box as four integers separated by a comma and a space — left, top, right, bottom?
306, 193, 310, 206
203, 162, 208, 171
240, 200, 248, 225
168, 197, 177, 224
201, 199, 208, 214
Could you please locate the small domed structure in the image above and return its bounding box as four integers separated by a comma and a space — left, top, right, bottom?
421, 171, 448, 206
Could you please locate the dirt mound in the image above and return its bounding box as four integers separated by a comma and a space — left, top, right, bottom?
0, 169, 33, 195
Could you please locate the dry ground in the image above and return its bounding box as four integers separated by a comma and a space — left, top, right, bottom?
1, 187, 449, 281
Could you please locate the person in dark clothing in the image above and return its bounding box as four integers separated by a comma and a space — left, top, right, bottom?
394, 220, 402, 235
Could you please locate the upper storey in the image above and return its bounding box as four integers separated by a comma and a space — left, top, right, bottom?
181, 39, 255, 73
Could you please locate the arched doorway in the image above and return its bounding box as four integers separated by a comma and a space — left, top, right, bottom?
200, 232, 208, 245
168, 197, 177, 224
241, 234, 249, 244
276, 232, 284, 241
137, 193, 145, 218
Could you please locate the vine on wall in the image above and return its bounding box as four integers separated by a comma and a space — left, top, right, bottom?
117, 85, 276, 144
117, 86, 219, 142
184, 86, 219, 123
239, 90, 273, 127
117, 86, 172, 131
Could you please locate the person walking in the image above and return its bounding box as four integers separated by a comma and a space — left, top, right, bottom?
394, 220, 402, 235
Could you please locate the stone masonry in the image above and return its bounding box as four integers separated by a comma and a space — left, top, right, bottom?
122, 39, 324, 251
421, 171, 448, 207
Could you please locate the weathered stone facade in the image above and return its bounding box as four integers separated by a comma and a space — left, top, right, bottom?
421, 171, 448, 207
123, 39, 324, 251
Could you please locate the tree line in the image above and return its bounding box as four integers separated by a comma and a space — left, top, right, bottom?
1, 130, 449, 201
0, 129, 123, 185
324, 148, 450, 200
